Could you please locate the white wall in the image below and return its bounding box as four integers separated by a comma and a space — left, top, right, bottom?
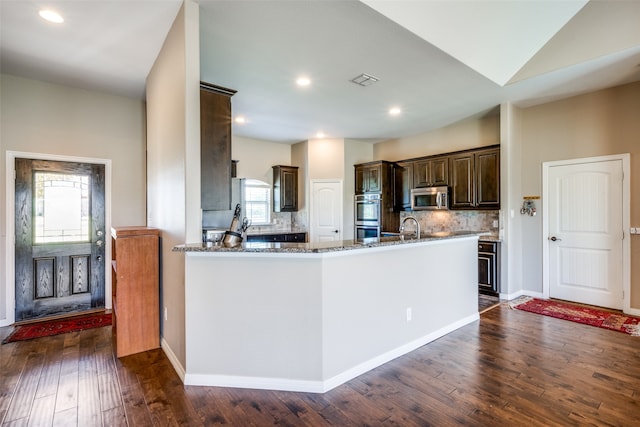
374, 112, 500, 160
500, 103, 524, 298
291, 141, 309, 229
0, 74, 147, 325
308, 138, 345, 180
232, 135, 291, 183
183, 237, 478, 392
518, 82, 640, 307
146, 0, 200, 373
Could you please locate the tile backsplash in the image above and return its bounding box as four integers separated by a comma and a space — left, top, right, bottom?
399, 210, 499, 235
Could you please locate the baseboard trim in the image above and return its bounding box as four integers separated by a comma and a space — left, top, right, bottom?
183, 312, 480, 393
161, 337, 186, 382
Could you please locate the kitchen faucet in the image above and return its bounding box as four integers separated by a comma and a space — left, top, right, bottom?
400, 216, 420, 239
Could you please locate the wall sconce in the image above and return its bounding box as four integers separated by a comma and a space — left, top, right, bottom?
520, 196, 539, 216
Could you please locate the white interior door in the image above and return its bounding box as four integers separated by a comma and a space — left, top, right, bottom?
310, 180, 342, 243
547, 159, 623, 309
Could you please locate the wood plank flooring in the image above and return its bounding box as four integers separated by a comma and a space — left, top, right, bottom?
1, 304, 639, 426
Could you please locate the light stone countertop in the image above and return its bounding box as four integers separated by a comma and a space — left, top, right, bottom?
174, 230, 484, 254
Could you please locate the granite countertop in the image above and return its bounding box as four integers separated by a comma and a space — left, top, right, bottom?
478, 234, 502, 242
174, 230, 484, 254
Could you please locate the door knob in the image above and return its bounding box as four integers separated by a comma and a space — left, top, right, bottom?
549, 236, 562, 241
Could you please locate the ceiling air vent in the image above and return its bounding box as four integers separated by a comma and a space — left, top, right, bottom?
350, 73, 379, 87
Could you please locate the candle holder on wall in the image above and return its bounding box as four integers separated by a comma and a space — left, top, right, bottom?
520, 196, 539, 216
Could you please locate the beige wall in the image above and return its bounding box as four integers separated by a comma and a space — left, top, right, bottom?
374, 112, 500, 161
308, 138, 345, 180
0, 74, 147, 325
519, 81, 640, 308
232, 135, 291, 183
146, 0, 200, 372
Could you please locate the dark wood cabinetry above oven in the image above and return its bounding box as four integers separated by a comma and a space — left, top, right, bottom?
355, 161, 394, 194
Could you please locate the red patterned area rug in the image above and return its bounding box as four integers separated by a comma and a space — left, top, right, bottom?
2, 313, 112, 344
511, 297, 640, 336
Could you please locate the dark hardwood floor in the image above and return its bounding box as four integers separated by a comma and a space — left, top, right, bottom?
2, 304, 639, 426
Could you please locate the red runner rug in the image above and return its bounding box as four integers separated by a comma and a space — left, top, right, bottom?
512, 297, 640, 336
2, 313, 112, 344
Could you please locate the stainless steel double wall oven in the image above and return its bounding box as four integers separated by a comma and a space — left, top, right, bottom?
354, 193, 381, 239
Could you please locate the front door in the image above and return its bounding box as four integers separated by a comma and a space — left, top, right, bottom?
547, 158, 624, 309
310, 181, 342, 243
15, 159, 106, 322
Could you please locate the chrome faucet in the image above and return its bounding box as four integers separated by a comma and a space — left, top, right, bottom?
400, 216, 420, 239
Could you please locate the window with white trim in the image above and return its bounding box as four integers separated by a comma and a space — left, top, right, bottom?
243, 179, 271, 225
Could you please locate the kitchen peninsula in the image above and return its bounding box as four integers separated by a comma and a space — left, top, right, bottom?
174, 232, 480, 393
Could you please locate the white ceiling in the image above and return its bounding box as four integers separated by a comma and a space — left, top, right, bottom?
2, 0, 640, 144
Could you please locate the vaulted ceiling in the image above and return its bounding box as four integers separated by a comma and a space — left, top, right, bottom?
2, 1, 639, 143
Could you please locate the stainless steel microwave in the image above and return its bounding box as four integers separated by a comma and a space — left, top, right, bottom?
411, 186, 449, 210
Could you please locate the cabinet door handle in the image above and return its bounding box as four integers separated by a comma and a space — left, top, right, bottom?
333, 230, 339, 233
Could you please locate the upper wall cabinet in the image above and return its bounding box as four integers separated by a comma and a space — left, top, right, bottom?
273, 165, 298, 212
355, 161, 394, 195
449, 146, 500, 210
200, 82, 237, 211
413, 156, 449, 188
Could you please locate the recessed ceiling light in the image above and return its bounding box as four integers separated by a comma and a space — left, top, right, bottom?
296, 77, 311, 87
389, 107, 402, 116
39, 9, 64, 24
315, 131, 326, 138
234, 116, 246, 124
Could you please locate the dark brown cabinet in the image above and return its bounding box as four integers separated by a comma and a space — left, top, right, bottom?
273, 165, 298, 212
246, 232, 307, 243
449, 146, 500, 210
355, 162, 389, 194
413, 156, 448, 188
449, 152, 475, 209
478, 240, 500, 296
200, 82, 236, 211
394, 161, 413, 211
475, 148, 500, 209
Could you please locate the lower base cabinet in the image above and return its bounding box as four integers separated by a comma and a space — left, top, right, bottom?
478, 240, 500, 296
246, 232, 307, 243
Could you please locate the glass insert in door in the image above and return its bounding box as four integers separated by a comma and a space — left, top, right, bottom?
33, 172, 90, 243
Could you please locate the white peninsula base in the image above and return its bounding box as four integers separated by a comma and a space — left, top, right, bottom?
183, 236, 479, 393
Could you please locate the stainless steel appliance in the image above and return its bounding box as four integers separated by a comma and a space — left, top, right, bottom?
354, 194, 381, 238
410, 186, 449, 210
355, 225, 380, 240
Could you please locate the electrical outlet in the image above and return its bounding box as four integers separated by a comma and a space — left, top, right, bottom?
406, 307, 412, 322
164, 307, 168, 321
